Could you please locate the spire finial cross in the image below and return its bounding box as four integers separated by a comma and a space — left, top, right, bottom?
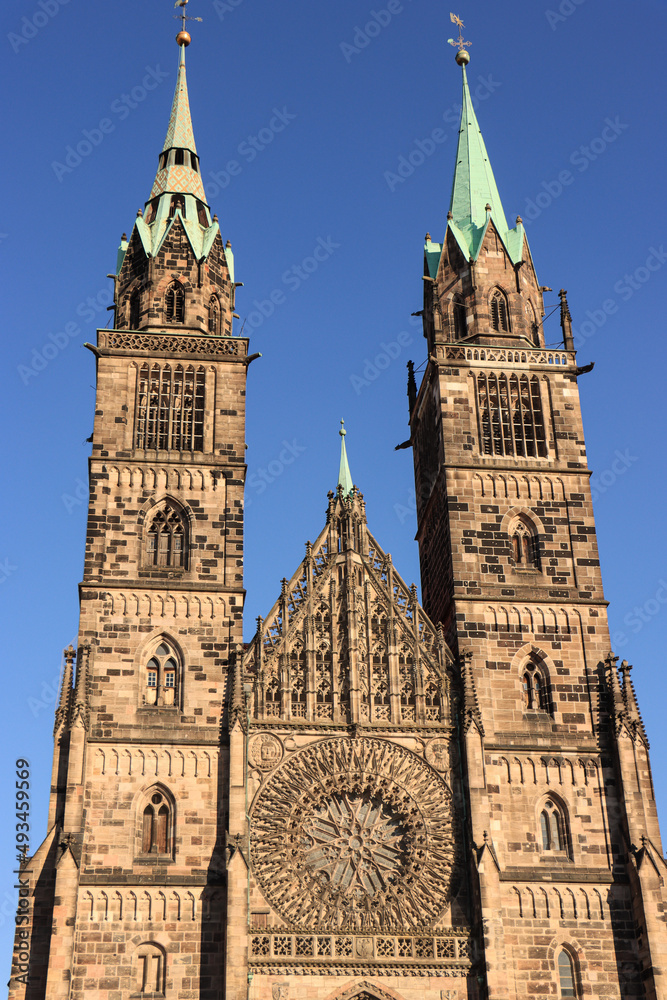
174, 0, 202, 33
448, 12, 472, 55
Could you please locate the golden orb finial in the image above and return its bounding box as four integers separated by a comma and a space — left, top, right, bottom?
176, 30, 191, 46
448, 12, 472, 64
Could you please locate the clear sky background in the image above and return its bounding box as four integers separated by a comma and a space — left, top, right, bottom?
1, 0, 666, 970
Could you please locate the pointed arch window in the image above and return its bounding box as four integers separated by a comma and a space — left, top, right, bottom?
452, 296, 467, 341
476, 372, 547, 457
490, 289, 510, 332
558, 950, 577, 998
425, 681, 442, 722
165, 281, 185, 323
265, 675, 280, 718
135, 362, 205, 451
510, 517, 540, 570
143, 641, 181, 707
208, 295, 220, 334
540, 798, 570, 855
146, 505, 188, 570
522, 660, 549, 712
142, 793, 170, 854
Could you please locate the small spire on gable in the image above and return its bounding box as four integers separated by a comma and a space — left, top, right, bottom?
338, 420, 354, 497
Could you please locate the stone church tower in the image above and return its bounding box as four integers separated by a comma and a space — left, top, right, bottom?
9, 26, 667, 1000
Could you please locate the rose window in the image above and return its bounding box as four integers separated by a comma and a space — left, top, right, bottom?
250, 737, 454, 931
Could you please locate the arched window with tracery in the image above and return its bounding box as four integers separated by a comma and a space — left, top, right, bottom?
146, 504, 188, 570
510, 517, 540, 570
165, 280, 185, 323
135, 362, 205, 451
140, 788, 173, 858
476, 372, 547, 457
540, 798, 569, 855
490, 288, 510, 332
522, 659, 550, 713
208, 295, 220, 334
557, 949, 577, 998
143, 640, 181, 708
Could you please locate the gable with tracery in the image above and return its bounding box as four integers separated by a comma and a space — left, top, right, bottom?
243, 486, 454, 728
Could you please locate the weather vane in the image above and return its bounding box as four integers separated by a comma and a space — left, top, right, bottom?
174, 0, 202, 34
447, 12, 472, 62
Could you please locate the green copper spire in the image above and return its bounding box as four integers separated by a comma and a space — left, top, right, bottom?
131, 34, 223, 267
337, 420, 353, 496
438, 52, 525, 267
450, 63, 509, 244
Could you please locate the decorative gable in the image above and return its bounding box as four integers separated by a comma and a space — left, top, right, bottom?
244, 487, 454, 727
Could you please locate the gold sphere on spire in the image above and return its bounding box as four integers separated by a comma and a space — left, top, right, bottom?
455, 48, 470, 66
176, 30, 191, 46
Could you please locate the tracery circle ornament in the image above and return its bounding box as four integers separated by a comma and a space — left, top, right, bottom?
250, 737, 454, 931
248, 733, 283, 771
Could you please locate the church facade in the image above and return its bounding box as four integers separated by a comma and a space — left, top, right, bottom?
9, 27, 667, 1000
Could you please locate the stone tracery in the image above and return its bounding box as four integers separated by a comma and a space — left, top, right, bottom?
250, 737, 455, 932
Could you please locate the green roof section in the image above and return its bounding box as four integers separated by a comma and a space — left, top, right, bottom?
337, 420, 354, 496
438, 61, 526, 267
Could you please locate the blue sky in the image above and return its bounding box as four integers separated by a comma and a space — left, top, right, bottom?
2, 0, 667, 967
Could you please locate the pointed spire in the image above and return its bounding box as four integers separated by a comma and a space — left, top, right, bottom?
148, 40, 208, 207
450, 63, 508, 239
444, 52, 524, 265
338, 420, 354, 496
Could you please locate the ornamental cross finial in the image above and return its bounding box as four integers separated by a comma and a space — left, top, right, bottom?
447, 12, 471, 54
173, 0, 202, 33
